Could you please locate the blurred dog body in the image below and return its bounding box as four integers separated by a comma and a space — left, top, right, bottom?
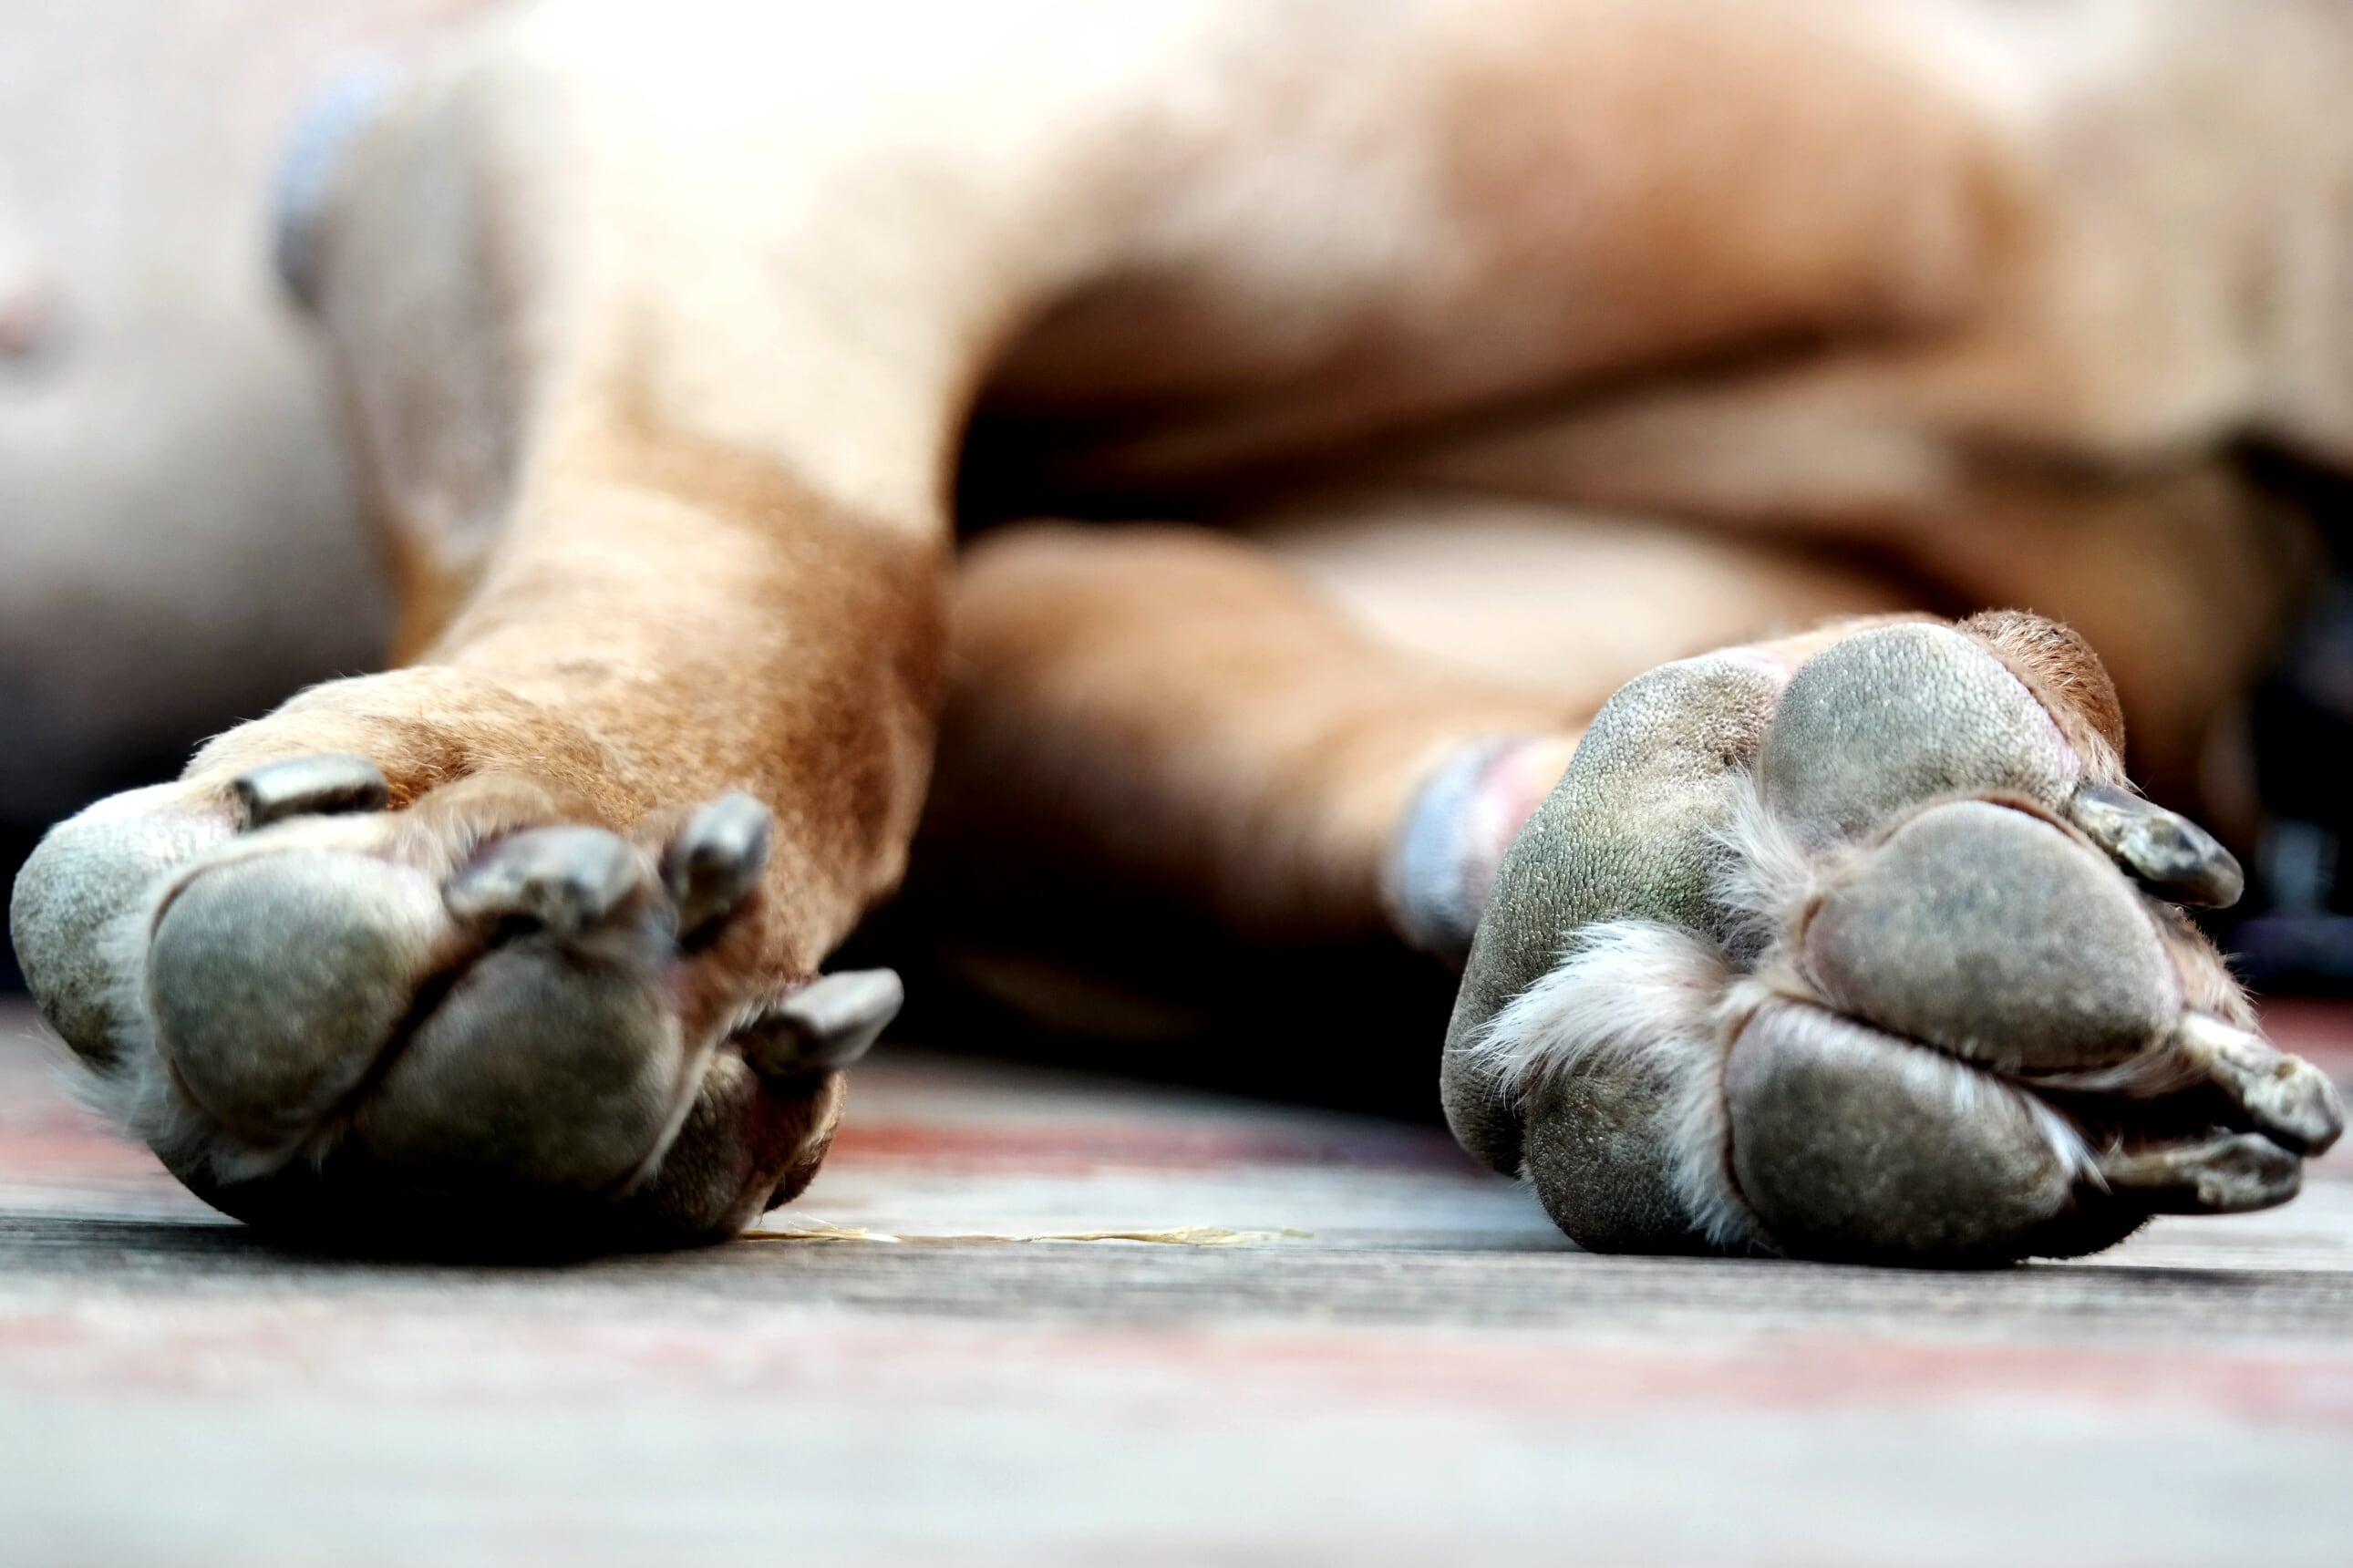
6, 0, 2338, 824
264, 0, 2338, 906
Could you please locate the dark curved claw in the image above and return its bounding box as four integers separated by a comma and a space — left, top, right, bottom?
2174, 1013, 2346, 1156
444, 825, 645, 934
733, 968, 903, 1081
2095, 1131, 2301, 1214
662, 792, 773, 943
233, 754, 390, 830
2067, 781, 2244, 908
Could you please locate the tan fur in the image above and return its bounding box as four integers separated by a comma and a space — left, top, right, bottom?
131, 0, 2353, 1219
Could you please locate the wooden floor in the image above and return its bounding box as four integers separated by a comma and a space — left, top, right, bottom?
3, 997, 2350, 1566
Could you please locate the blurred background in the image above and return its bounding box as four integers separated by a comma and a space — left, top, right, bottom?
0, 1, 497, 985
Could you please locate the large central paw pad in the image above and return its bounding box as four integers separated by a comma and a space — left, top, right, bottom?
11, 761, 900, 1251
1442, 614, 2343, 1264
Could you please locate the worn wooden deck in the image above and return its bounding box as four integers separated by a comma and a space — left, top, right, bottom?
3, 995, 2350, 1565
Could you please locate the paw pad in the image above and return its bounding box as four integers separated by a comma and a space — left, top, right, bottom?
1443, 616, 2342, 1264
12, 765, 886, 1251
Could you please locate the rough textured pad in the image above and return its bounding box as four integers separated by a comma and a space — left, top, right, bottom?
1520, 1059, 1712, 1255
1801, 800, 2174, 1072
148, 852, 449, 1147
1724, 999, 2079, 1263
1760, 624, 2077, 844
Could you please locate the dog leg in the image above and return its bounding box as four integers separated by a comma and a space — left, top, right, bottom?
1444, 614, 2339, 1261
933, 522, 1582, 962
932, 511, 1908, 954
933, 517, 2338, 1263
12, 3, 1233, 1249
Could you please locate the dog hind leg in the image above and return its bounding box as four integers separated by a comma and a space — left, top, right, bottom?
924, 510, 2339, 1261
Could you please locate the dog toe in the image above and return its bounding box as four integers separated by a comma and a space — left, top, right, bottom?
1798, 799, 2175, 1074
1722, 997, 2084, 1263
148, 850, 450, 1149
1759, 623, 2080, 846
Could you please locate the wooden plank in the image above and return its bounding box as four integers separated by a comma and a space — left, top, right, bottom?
4, 999, 2350, 1565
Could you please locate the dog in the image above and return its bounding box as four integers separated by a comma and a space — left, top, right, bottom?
10, 0, 2348, 1260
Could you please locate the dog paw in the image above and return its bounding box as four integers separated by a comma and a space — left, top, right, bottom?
1442, 614, 2343, 1264
11, 748, 897, 1252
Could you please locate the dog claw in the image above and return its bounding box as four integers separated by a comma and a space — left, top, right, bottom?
232, 754, 390, 830
2067, 782, 2244, 907
444, 825, 645, 934
662, 793, 772, 943
2095, 1131, 2302, 1214
733, 968, 903, 1080
2174, 1013, 2346, 1155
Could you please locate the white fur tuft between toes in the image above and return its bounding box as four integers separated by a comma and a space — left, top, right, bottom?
1709, 769, 1835, 964
1460, 920, 1766, 1252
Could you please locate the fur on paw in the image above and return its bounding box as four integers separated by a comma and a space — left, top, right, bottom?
10, 755, 898, 1253
1441, 613, 2343, 1264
